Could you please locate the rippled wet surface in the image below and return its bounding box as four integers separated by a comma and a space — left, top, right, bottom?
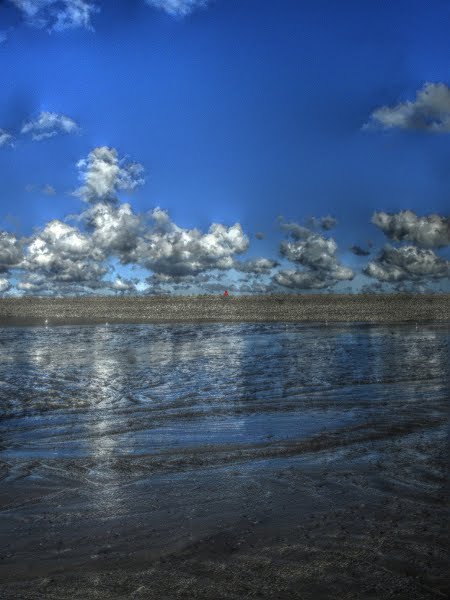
0, 323, 448, 599
1, 323, 448, 458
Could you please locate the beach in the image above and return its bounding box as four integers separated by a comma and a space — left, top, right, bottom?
0, 320, 448, 599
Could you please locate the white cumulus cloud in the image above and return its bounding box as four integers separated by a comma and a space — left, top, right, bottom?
364, 245, 450, 283
111, 277, 137, 293
21, 111, 80, 141
0, 231, 23, 273
364, 82, 450, 133
234, 257, 279, 274
132, 208, 249, 278
22, 219, 107, 289
274, 219, 354, 290
0, 130, 14, 147
10, 0, 98, 32
0, 277, 12, 294
273, 270, 333, 290
75, 147, 145, 202
83, 201, 143, 259
145, 0, 210, 17
372, 210, 450, 248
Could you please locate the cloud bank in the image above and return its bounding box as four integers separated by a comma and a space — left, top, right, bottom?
6, 146, 250, 294
1, 151, 448, 296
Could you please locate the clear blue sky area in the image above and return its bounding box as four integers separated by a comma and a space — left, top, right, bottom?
0, 0, 449, 295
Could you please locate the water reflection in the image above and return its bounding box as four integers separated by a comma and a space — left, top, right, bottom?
0, 323, 448, 463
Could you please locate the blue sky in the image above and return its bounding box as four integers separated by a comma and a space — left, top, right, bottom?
0, 0, 449, 295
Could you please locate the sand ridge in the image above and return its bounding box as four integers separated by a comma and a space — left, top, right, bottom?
0, 294, 449, 325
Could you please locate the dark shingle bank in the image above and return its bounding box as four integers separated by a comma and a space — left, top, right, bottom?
0, 295, 448, 325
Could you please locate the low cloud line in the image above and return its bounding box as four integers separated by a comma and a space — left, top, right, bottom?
0, 146, 449, 296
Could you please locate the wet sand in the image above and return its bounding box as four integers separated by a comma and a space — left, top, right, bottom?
1, 421, 448, 599
0, 322, 448, 599
0, 293, 449, 325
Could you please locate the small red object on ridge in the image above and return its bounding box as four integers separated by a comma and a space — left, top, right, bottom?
223, 290, 229, 297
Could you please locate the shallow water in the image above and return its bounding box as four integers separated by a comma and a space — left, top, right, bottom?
0, 323, 448, 599
1, 323, 448, 458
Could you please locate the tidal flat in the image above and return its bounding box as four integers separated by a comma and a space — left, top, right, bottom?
0, 321, 448, 599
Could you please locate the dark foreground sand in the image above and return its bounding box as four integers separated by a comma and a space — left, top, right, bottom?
1, 421, 448, 600
0, 294, 449, 325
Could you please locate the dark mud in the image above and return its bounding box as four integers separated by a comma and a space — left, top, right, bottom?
0, 323, 448, 599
